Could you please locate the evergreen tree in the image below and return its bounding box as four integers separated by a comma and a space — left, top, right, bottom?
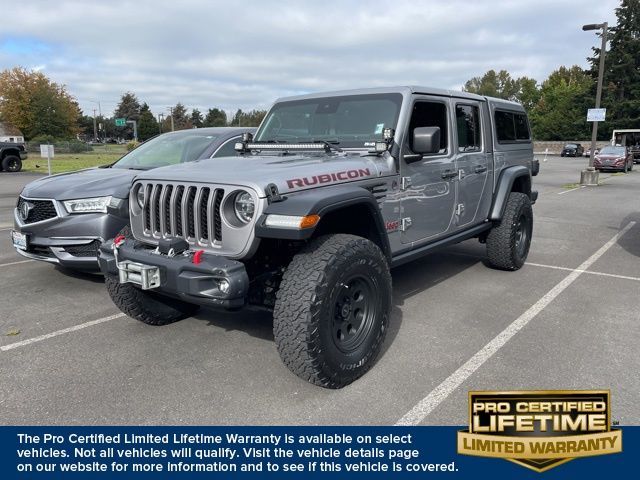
190, 109, 204, 128
114, 92, 141, 139
170, 102, 191, 130
138, 103, 159, 141
204, 108, 227, 127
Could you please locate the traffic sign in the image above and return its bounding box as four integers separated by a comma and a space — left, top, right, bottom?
587, 108, 606, 122
115, 118, 126, 127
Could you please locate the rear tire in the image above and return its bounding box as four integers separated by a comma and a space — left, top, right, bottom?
104, 226, 199, 325
273, 234, 391, 389
1, 155, 22, 172
486, 192, 533, 271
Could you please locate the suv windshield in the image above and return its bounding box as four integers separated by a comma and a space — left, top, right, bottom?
112, 130, 219, 170
600, 146, 625, 155
565, 144, 577, 148
255, 93, 403, 149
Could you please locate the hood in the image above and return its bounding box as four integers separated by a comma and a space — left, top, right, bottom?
20, 167, 139, 200
595, 155, 622, 161
133, 153, 392, 197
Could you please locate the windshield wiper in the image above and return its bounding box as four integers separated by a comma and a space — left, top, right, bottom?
297, 139, 343, 153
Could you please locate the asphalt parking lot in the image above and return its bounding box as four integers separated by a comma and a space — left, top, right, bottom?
1, 156, 638, 426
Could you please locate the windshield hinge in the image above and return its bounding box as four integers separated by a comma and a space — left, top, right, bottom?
401, 177, 412, 190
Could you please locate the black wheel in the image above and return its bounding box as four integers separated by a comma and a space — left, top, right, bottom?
486, 192, 533, 271
623, 163, 628, 173
1, 155, 22, 172
104, 226, 199, 325
273, 234, 391, 388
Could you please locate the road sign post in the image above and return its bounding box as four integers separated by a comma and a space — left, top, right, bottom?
40, 144, 54, 176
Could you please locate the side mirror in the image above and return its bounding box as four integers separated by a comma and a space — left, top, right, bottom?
412, 126, 441, 155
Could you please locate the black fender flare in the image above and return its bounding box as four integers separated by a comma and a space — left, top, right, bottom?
489, 166, 532, 221
255, 184, 391, 258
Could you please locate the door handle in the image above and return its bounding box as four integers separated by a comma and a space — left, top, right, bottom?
441, 169, 457, 179
474, 165, 488, 173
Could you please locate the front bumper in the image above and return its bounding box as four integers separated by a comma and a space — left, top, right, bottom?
13, 205, 128, 270
98, 240, 249, 309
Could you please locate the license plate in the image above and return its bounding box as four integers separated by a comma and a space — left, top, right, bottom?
11, 231, 28, 250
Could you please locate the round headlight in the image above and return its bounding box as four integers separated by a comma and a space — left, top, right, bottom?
136, 185, 145, 208
234, 191, 255, 224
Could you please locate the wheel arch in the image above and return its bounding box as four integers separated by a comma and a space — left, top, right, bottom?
489, 166, 532, 221
255, 184, 391, 259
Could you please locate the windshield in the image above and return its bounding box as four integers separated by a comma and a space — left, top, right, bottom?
565, 144, 577, 148
599, 146, 625, 155
255, 93, 403, 148
112, 130, 220, 170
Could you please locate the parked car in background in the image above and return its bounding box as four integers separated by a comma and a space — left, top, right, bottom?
630, 144, 640, 164
11, 127, 254, 270
561, 143, 584, 157
584, 147, 600, 157
594, 145, 634, 173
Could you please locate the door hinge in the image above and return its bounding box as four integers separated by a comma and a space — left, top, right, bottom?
401, 177, 412, 190
455, 203, 465, 216
401, 217, 412, 231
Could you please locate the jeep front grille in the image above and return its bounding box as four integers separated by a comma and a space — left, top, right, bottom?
142, 183, 225, 247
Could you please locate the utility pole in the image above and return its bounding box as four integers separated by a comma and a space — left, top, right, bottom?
580, 22, 608, 186
92, 109, 98, 142
158, 113, 164, 133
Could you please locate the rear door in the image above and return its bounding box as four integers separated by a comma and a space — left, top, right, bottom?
452, 101, 490, 228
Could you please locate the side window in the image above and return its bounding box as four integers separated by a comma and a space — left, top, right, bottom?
495, 111, 516, 142
212, 137, 240, 158
456, 104, 481, 152
514, 113, 530, 141
407, 101, 448, 154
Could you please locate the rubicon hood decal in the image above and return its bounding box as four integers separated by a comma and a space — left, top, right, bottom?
286, 168, 372, 189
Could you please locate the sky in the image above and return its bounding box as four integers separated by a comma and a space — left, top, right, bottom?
0, 0, 621, 119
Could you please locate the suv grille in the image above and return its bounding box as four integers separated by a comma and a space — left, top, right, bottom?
143, 183, 225, 246
17, 197, 58, 224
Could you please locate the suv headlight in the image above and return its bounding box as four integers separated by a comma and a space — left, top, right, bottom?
233, 191, 255, 224
135, 184, 146, 208
63, 196, 112, 214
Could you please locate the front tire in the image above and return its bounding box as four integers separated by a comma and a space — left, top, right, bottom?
273, 234, 391, 389
1, 155, 22, 172
486, 192, 533, 271
104, 226, 199, 325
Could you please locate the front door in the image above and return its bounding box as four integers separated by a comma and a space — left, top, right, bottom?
400, 97, 457, 244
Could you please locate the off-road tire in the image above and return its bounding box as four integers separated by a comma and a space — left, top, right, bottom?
273, 234, 391, 389
1, 155, 22, 172
104, 226, 199, 325
486, 192, 533, 271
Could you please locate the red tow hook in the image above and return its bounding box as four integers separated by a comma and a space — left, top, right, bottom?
113, 235, 126, 248
192, 249, 205, 265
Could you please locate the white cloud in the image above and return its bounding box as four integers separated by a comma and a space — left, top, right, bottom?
0, 0, 620, 117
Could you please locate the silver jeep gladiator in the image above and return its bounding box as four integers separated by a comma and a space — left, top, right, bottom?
99, 86, 539, 389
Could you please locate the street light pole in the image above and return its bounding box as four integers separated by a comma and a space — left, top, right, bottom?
158, 113, 164, 133
580, 22, 608, 186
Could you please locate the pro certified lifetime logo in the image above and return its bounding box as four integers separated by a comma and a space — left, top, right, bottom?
457, 390, 622, 472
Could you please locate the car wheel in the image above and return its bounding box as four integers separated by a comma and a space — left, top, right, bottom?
104, 226, 199, 325
486, 192, 533, 271
273, 234, 391, 389
1, 155, 22, 172
623, 163, 628, 173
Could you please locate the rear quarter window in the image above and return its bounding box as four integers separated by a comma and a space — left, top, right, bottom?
495, 110, 531, 143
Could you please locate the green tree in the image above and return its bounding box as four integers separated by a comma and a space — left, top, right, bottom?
529, 66, 592, 140
230, 109, 267, 127
204, 108, 228, 127
170, 102, 191, 130
0, 67, 79, 139
463, 69, 540, 111
190, 109, 204, 128
138, 103, 159, 141
114, 92, 141, 139
589, 0, 640, 138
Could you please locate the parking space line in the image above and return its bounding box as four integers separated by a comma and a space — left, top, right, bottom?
526, 262, 640, 282
1, 313, 125, 352
0, 259, 33, 268
558, 185, 586, 195
395, 221, 635, 426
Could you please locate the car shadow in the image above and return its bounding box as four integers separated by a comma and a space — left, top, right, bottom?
191, 241, 485, 365
618, 213, 640, 257
53, 265, 105, 283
